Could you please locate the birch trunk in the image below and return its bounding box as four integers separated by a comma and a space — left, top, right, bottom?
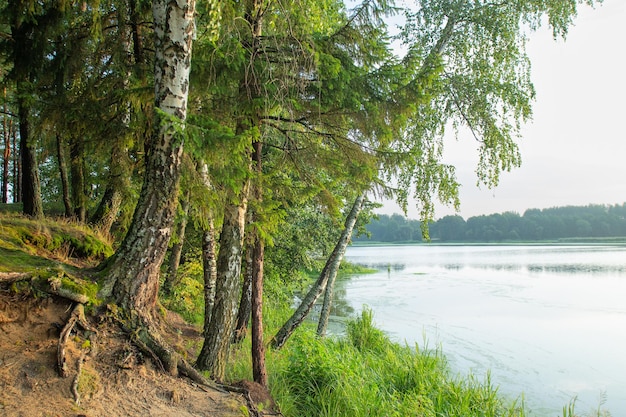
201, 221, 218, 328
2, 107, 11, 204
316, 195, 365, 337
196, 192, 248, 380
271, 192, 366, 349
100, 0, 196, 320
232, 244, 252, 344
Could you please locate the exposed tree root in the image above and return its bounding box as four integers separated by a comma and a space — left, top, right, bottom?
2, 272, 272, 415
116, 313, 272, 416
71, 351, 87, 405
0, 272, 33, 283
57, 303, 97, 378
48, 277, 90, 304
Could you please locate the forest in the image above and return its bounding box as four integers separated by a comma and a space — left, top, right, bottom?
0, 0, 606, 416
359, 203, 626, 243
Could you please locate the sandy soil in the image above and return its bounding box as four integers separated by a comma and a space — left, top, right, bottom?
0, 291, 271, 417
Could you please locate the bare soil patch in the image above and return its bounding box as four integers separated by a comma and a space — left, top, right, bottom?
0, 291, 253, 417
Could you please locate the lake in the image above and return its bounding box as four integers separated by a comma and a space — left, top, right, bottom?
332, 245, 626, 416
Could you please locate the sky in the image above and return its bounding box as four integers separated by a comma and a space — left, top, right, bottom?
380, 0, 626, 220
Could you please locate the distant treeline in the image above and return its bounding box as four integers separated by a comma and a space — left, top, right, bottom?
356, 203, 626, 243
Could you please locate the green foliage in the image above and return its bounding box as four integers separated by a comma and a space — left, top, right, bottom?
160, 260, 205, 325
358, 203, 626, 243
264, 309, 525, 417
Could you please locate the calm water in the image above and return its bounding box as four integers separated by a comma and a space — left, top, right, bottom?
334, 245, 626, 416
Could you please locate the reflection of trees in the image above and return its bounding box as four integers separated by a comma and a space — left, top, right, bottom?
527, 264, 626, 275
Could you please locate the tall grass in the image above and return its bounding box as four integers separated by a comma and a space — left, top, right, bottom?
227, 307, 526, 417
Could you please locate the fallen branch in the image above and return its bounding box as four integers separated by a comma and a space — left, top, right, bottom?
0, 272, 32, 284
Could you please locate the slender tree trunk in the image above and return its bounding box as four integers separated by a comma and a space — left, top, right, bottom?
12, 128, 19, 203
251, 232, 267, 386
201, 221, 218, 329
232, 243, 252, 344
69, 134, 87, 222
2, 111, 10, 204
271, 192, 366, 349
100, 0, 196, 325
56, 134, 73, 217
90, 182, 123, 233
250, 139, 267, 386
196, 191, 248, 380
163, 191, 191, 294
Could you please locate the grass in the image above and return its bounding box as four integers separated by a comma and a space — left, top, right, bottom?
227, 306, 527, 417
0, 212, 113, 270
0, 212, 113, 304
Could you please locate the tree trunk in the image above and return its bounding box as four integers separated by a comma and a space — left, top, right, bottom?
196, 192, 248, 380
90, 131, 131, 235
201, 221, 218, 329
90, 183, 123, 233
2, 110, 10, 204
251, 233, 267, 386
12, 128, 19, 203
56, 134, 73, 217
99, 0, 196, 323
18, 97, 43, 219
232, 241, 252, 344
69, 134, 87, 222
250, 139, 267, 386
12, 12, 43, 218
271, 192, 366, 349
163, 191, 190, 294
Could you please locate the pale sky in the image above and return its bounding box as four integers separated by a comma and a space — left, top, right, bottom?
381, 0, 626, 220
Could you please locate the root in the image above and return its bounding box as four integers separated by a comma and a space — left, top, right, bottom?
71, 351, 87, 405
48, 277, 90, 304
57, 303, 97, 378
0, 272, 32, 284
118, 314, 220, 392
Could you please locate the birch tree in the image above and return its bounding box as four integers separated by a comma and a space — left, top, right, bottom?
98, 0, 199, 375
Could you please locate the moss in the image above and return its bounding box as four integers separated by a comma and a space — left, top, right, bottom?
77, 366, 101, 399
60, 276, 100, 301
0, 247, 55, 272
0, 213, 113, 275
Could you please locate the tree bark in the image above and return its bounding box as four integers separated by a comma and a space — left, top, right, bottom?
100, 0, 196, 323
251, 232, 267, 386
2, 111, 10, 204
201, 221, 218, 329
232, 242, 252, 344
11, 9, 43, 218
12, 128, 19, 203
163, 191, 190, 294
196, 191, 248, 380
69, 134, 87, 222
250, 139, 267, 387
18, 97, 43, 219
271, 192, 366, 349
56, 134, 73, 218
